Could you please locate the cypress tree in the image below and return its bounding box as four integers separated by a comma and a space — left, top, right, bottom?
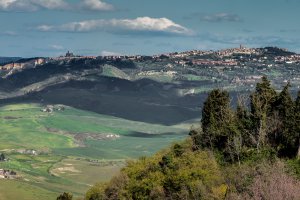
250, 76, 277, 150
294, 92, 300, 158
201, 89, 232, 150
272, 83, 296, 157
236, 99, 253, 147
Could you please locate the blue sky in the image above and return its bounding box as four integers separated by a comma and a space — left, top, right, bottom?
1, 0, 300, 57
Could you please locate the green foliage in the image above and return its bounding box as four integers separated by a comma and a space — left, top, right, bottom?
197, 89, 243, 163
85, 77, 300, 199
286, 159, 300, 179
201, 89, 231, 149
86, 141, 227, 200
56, 192, 73, 200
173, 143, 184, 157
236, 100, 253, 146
0, 153, 5, 161
250, 76, 277, 147
294, 92, 300, 159
85, 183, 107, 200
270, 83, 297, 157
193, 76, 300, 162
0, 103, 186, 199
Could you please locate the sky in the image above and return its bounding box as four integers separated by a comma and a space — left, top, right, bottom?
1, 0, 300, 57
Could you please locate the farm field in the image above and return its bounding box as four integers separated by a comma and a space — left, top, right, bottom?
0, 103, 189, 199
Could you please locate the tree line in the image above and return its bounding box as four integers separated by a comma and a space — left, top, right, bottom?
190, 76, 300, 164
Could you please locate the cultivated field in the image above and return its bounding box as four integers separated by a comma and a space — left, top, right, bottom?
0, 103, 190, 199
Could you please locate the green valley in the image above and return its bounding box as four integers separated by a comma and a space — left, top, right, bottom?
0, 104, 187, 199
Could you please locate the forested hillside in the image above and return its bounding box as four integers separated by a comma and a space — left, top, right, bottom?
77, 77, 300, 200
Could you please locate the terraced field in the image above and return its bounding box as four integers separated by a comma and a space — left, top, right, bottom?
0, 103, 190, 199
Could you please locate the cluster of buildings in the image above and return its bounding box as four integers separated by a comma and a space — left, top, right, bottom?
168, 50, 213, 58
216, 45, 259, 57
16, 149, 39, 156
102, 55, 142, 61
191, 59, 238, 66
50, 51, 96, 61
41, 105, 65, 113
275, 54, 300, 64
105, 134, 121, 139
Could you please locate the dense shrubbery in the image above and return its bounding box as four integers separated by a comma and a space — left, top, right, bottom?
81, 77, 300, 200
224, 160, 300, 200
85, 140, 227, 200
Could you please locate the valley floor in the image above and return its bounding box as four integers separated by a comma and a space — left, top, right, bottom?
0, 103, 191, 199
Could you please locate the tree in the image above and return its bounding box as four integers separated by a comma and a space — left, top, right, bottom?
86, 183, 107, 200
192, 78, 300, 161
200, 89, 242, 163
201, 89, 232, 150
271, 83, 296, 157
236, 95, 253, 147
250, 76, 277, 150
294, 92, 300, 159
0, 153, 5, 161
56, 192, 73, 200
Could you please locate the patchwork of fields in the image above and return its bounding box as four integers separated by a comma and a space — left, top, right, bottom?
0, 104, 190, 199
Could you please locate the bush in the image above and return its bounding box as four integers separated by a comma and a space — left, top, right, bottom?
57, 192, 73, 200
86, 141, 227, 200
226, 161, 300, 200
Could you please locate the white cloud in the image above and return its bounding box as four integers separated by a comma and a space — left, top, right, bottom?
49, 44, 64, 50
37, 25, 53, 31
0, 0, 113, 11
79, 0, 114, 11
201, 13, 241, 22
1, 30, 18, 36
31, 0, 68, 10
37, 17, 194, 36
0, 0, 37, 11
100, 50, 123, 56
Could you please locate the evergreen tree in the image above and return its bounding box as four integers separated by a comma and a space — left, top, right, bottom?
294, 92, 300, 159
0, 153, 5, 161
192, 77, 300, 161
201, 89, 232, 150
200, 89, 242, 162
236, 97, 253, 147
250, 76, 277, 150
272, 83, 296, 157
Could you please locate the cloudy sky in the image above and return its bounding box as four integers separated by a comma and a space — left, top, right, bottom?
1, 0, 300, 57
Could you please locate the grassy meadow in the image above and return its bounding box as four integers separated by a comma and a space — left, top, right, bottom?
0, 103, 189, 199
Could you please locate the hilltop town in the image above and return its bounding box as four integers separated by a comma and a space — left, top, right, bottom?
1, 46, 299, 69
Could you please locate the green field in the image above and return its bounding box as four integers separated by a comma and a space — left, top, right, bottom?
0, 103, 189, 199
